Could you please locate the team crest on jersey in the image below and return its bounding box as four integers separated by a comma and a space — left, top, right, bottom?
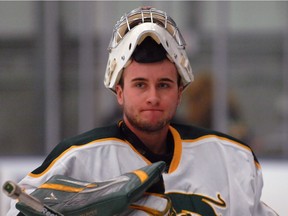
167, 192, 226, 216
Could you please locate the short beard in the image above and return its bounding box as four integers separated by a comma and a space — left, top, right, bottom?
124, 112, 171, 133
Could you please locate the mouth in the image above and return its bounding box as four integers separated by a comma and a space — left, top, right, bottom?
141, 109, 163, 112
141, 109, 164, 118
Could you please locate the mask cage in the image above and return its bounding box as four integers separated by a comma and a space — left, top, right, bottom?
108, 7, 186, 50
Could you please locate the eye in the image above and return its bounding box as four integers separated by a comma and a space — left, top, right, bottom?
135, 82, 146, 88
158, 82, 170, 89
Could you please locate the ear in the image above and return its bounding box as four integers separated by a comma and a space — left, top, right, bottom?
115, 84, 124, 105
177, 85, 184, 105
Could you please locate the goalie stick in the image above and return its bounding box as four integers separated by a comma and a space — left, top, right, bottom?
3, 180, 63, 216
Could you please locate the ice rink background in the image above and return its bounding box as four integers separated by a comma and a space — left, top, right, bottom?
0, 157, 287, 215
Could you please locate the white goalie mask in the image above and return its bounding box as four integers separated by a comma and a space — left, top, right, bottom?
104, 6, 194, 92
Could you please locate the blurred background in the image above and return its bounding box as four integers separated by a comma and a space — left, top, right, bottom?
0, 1, 287, 215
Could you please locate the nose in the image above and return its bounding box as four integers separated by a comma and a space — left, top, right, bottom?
146, 87, 160, 106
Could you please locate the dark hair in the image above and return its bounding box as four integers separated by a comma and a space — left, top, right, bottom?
132, 36, 167, 63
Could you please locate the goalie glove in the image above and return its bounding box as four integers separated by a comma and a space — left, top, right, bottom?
3, 161, 174, 216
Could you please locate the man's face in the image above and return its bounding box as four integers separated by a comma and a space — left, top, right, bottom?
115, 59, 183, 133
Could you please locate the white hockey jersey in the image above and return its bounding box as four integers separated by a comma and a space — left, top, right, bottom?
7, 122, 278, 216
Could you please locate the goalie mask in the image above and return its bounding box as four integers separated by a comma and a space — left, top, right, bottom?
104, 6, 194, 92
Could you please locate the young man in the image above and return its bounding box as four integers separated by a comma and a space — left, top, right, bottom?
7, 7, 277, 216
